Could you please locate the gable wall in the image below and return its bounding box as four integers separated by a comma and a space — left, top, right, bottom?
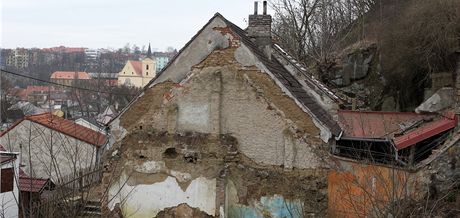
116, 47, 326, 169
0, 120, 98, 181
104, 16, 332, 217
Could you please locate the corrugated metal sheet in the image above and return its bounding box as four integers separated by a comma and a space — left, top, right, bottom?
338, 110, 435, 138
338, 110, 457, 150
394, 112, 457, 150
19, 176, 50, 193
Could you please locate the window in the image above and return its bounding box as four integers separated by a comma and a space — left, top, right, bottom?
123, 71, 125, 74
1, 168, 14, 193
146, 65, 149, 70
132, 72, 134, 75
146, 72, 148, 75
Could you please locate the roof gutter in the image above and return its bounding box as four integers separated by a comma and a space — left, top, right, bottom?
338, 136, 390, 143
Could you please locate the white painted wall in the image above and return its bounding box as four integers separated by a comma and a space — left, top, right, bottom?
0, 153, 20, 218
0, 120, 98, 182
108, 174, 216, 218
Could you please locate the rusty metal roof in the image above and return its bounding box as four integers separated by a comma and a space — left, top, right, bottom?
394, 111, 457, 150
338, 110, 457, 150
338, 110, 436, 138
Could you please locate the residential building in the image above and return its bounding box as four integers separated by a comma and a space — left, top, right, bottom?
100, 2, 460, 217
117, 44, 156, 87
24, 86, 53, 105
85, 49, 101, 61
96, 105, 117, 125
6, 48, 30, 69
88, 72, 118, 86
0, 113, 107, 182
50, 71, 91, 86
104, 3, 343, 216
153, 52, 174, 72
0, 151, 20, 218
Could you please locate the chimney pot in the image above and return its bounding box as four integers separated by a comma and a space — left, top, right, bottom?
254, 1, 258, 15
263, 1, 267, 15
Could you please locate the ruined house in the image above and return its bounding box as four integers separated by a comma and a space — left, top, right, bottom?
102, 2, 460, 218
103, 2, 344, 217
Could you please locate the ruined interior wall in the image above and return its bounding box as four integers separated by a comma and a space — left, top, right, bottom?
227, 163, 328, 217
104, 132, 227, 217
0, 120, 97, 181
104, 29, 331, 217
188, 48, 325, 169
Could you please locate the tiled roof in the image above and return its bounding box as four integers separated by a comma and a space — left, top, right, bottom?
51, 71, 90, 80
27, 113, 107, 147
19, 176, 50, 193
0, 113, 107, 147
129, 61, 143, 76
18, 168, 52, 193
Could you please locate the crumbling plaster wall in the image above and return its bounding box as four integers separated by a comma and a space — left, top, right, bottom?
105, 131, 227, 217
104, 21, 332, 217
113, 45, 327, 169
153, 17, 230, 85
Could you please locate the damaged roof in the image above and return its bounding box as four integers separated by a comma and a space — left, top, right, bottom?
221, 18, 341, 135
338, 110, 457, 150
110, 13, 342, 136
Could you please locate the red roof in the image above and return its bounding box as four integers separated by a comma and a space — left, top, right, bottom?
0, 113, 106, 147
338, 110, 457, 150
338, 110, 436, 138
8, 87, 27, 100
50, 71, 90, 80
19, 176, 50, 193
42, 46, 85, 53
129, 61, 143, 76
394, 111, 457, 150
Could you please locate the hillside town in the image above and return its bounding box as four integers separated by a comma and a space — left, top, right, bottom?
1, 0, 460, 217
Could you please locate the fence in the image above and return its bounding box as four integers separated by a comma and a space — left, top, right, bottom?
26, 166, 103, 217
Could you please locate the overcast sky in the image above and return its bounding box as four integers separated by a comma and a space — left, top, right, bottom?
1, 0, 273, 51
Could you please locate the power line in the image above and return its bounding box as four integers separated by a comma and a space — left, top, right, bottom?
0, 69, 138, 96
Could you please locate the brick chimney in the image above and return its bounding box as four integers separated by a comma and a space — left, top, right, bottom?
247, 1, 272, 56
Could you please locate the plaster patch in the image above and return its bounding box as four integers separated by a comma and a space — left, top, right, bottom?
108, 174, 216, 217
178, 103, 210, 131
235, 46, 256, 67
133, 161, 166, 174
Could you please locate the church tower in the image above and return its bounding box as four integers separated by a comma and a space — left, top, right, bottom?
142, 43, 156, 86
